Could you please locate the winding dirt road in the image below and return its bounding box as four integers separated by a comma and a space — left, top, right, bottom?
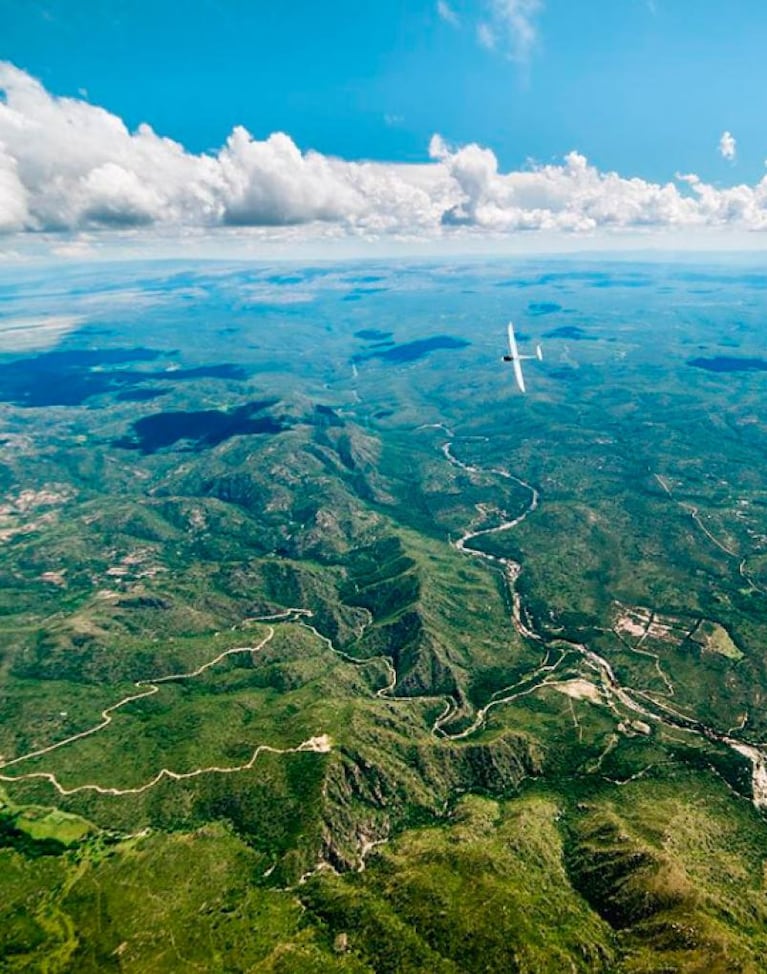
4, 428, 767, 812
0, 625, 330, 796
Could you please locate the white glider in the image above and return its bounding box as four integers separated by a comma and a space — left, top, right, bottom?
502, 321, 542, 394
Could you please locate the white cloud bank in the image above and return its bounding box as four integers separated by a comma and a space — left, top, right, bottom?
3, 62, 767, 241
719, 130, 736, 162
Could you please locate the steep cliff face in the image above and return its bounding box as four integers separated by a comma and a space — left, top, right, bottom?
3, 414, 533, 884
148, 419, 502, 715
300, 795, 619, 974
340, 537, 466, 698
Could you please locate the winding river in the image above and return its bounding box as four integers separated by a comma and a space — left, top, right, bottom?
2, 427, 767, 816
438, 430, 767, 809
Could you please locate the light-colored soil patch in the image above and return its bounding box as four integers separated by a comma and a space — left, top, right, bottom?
731, 743, 767, 809
653, 612, 692, 634
40, 571, 67, 586
0, 486, 74, 541
549, 679, 603, 705
646, 618, 684, 639
105, 548, 167, 581
615, 605, 698, 646
618, 719, 652, 736
614, 609, 650, 638
305, 734, 332, 753
0, 512, 57, 542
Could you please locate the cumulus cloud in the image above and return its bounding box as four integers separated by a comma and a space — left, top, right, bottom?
437, 0, 460, 27
430, 137, 709, 231
3, 62, 767, 240
0, 148, 28, 232
0, 62, 453, 235
719, 130, 736, 162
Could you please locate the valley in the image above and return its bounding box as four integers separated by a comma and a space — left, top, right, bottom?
3, 257, 767, 971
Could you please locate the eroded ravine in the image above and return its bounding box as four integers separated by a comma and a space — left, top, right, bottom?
440, 433, 767, 810
4, 429, 767, 817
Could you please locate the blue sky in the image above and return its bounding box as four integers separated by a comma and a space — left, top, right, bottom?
2, 0, 767, 250
1, 0, 762, 183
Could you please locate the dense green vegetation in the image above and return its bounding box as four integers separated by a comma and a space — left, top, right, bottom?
3, 258, 767, 970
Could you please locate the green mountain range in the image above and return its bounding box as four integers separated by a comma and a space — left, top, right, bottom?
3, 260, 767, 972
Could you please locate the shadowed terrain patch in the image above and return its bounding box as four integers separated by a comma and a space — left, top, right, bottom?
544, 324, 595, 340
689, 355, 767, 372
353, 335, 470, 364
114, 399, 285, 453
549, 368, 578, 381
528, 302, 562, 315
0, 347, 249, 407
345, 287, 389, 300
354, 329, 393, 341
